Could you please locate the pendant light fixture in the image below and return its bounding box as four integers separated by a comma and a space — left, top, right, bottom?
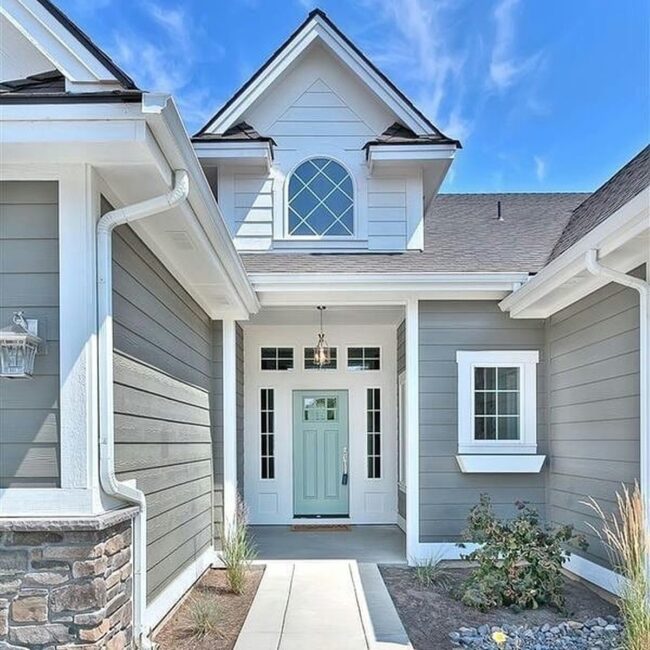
313, 305, 330, 368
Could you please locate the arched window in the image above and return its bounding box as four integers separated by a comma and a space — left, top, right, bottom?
288, 158, 354, 236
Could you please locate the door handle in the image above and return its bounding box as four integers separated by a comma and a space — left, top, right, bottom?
342, 446, 348, 485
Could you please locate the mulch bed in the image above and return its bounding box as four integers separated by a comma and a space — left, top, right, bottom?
154, 567, 263, 650
379, 566, 618, 650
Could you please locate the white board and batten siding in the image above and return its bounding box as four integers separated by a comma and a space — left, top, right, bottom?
213, 45, 424, 252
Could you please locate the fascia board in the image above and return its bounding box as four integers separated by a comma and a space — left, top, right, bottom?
500, 188, 650, 318
208, 15, 432, 136
143, 94, 259, 315
2, 0, 118, 84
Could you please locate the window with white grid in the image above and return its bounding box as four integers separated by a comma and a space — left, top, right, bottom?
366, 388, 381, 479
288, 158, 354, 237
260, 389, 275, 479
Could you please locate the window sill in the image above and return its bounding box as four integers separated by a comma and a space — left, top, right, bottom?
455, 454, 546, 474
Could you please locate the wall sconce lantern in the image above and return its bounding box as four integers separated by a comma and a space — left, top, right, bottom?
0, 312, 43, 379
313, 305, 330, 369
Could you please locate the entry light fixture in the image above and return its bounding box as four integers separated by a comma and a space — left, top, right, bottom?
0, 312, 43, 379
313, 305, 330, 368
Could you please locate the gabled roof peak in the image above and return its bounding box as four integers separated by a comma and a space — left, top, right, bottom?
195, 9, 459, 147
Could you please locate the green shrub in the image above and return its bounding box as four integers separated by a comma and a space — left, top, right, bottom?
412, 554, 451, 590
457, 494, 587, 612
185, 592, 222, 639
220, 495, 257, 595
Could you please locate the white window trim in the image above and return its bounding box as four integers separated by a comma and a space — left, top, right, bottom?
346, 345, 382, 371
456, 350, 539, 455
283, 155, 358, 241
366, 387, 382, 480
303, 345, 338, 370
259, 387, 275, 481
397, 371, 407, 488
259, 345, 295, 371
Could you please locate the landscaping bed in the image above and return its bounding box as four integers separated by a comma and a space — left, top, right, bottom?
380, 566, 620, 650
154, 567, 263, 650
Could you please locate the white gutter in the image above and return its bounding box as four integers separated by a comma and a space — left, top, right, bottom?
584, 249, 650, 579
97, 170, 190, 649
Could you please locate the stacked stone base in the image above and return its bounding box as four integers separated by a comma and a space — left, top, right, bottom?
0, 509, 136, 649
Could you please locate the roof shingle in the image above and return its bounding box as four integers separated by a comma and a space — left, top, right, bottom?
241, 192, 589, 274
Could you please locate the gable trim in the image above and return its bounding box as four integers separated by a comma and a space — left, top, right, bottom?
195, 9, 455, 142
2, 0, 136, 89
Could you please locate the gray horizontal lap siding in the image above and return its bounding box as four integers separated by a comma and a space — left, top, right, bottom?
418, 301, 547, 542
547, 269, 643, 566
112, 225, 214, 603
0, 181, 60, 488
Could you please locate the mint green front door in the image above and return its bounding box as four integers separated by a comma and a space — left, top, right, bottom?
293, 391, 349, 517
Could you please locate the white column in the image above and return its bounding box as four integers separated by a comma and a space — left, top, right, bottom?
222, 318, 238, 532
405, 298, 420, 561
641, 260, 650, 554
58, 166, 99, 499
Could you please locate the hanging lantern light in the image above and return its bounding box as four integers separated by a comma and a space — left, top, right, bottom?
0, 312, 42, 379
313, 306, 330, 368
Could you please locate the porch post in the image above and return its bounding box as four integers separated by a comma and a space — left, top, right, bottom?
405, 298, 420, 562
222, 318, 237, 532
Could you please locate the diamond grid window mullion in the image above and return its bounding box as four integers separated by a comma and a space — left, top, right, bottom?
288, 158, 354, 236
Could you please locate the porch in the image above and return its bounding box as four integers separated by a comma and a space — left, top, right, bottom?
250, 524, 406, 563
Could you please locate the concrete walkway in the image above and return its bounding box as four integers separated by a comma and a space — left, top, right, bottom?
235, 561, 412, 650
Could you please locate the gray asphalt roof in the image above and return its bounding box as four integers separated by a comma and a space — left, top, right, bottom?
191, 121, 276, 144
363, 122, 460, 150
549, 145, 650, 261
241, 192, 589, 274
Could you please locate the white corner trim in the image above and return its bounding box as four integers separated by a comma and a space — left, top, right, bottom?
455, 455, 546, 474
405, 299, 420, 561
146, 546, 216, 632
222, 319, 238, 531
563, 553, 625, 597
456, 350, 539, 455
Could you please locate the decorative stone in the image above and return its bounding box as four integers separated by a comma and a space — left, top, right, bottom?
0, 578, 20, 596
79, 618, 110, 642
7, 532, 63, 546
0, 551, 27, 574
11, 595, 47, 623
22, 571, 69, 587
73, 608, 106, 626
0, 600, 8, 636
105, 630, 127, 650
72, 557, 108, 579
109, 548, 130, 571
42, 544, 104, 561
104, 533, 127, 557
50, 578, 106, 613
9, 623, 71, 646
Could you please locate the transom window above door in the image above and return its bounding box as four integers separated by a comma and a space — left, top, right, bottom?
288, 158, 354, 237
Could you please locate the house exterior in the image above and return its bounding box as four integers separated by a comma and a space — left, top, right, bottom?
0, 2, 648, 648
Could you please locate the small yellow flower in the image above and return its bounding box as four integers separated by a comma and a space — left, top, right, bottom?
491, 630, 508, 646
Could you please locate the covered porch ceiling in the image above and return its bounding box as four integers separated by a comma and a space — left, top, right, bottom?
246, 304, 405, 327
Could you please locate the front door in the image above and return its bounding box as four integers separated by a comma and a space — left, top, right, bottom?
293, 391, 349, 517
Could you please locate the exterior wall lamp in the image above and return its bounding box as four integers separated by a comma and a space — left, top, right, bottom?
0, 311, 44, 379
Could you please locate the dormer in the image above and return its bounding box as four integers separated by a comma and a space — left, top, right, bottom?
193, 9, 460, 253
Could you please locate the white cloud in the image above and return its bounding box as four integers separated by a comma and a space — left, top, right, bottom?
108, 4, 223, 131
360, 0, 470, 141
489, 0, 542, 90
534, 155, 547, 182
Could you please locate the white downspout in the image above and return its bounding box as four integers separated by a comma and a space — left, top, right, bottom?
585, 248, 650, 584
97, 170, 189, 648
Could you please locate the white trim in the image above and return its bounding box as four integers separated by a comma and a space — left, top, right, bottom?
405, 298, 420, 560
193, 141, 272, 168
346, 345, 382, 371
205, 13, 438, 136
259, 345, 296, 371
396, 514, 406, 533
223, 319, 238, 529
455, 455, 546, 473
563, 553, 625, 597
0, 488, 96, 516
146, 546, 216, 632
398, 371, 407, 486
500, 187, 649, 319
1, 0, 123, 87
456, 350, 539, 456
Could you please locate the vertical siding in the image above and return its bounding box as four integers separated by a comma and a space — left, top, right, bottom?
0, 181, 59, 488
212, 321, 224, 542
112, 225, 214, 603
547, 270, 642, 566
236, 323, 245, 495
418, 301, 547, 542
396, 320, 406, 520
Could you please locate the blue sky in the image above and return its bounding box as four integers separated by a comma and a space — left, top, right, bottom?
59, 0, 648, 193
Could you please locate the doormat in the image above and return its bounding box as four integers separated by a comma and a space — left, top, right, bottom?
290, 524, 351, 532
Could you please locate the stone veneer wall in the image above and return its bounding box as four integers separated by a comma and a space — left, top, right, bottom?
0, 509, 136, 649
